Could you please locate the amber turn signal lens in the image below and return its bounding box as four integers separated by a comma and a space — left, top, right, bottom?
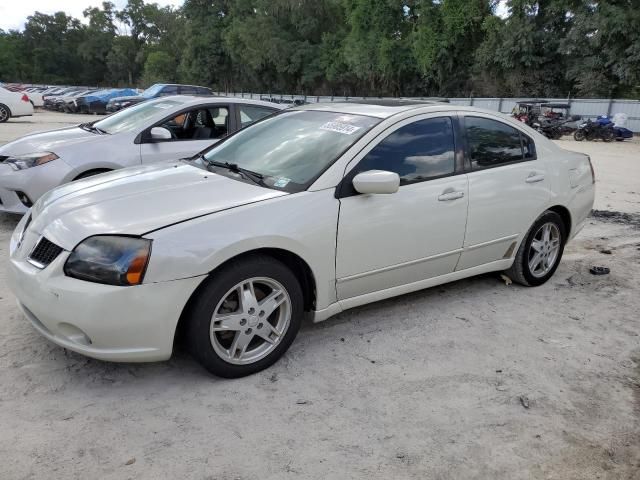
126, 250, 151, 285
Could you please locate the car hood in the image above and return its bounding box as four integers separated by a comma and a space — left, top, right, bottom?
0, 126, 100, 156
29, 161, 288, 250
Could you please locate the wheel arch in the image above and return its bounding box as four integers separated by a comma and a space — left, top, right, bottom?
173, 247, 317, 347
547, 205, 572, 239
72, 168, 113, 181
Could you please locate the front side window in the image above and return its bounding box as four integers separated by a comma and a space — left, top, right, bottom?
158, 106, 230, 141
239, 105, 277, 128
199, 111, 380, 192
465, 117, 527, 169
353, 117, 456, 185
160, 85, 178, 96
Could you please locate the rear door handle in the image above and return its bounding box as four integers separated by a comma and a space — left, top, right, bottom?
526, 173, 545, 183
438, 191, 465, 201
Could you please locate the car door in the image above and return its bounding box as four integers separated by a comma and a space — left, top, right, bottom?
139, 104, 233, 163
335, 115, 469, 300
456, 114, 551, 270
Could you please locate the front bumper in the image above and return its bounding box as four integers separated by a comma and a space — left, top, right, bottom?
8, 224, 205, 361
0, 160, 76, 214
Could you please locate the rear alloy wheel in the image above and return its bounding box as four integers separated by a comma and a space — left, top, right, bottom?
186, 255, 303, 378
505, 211, 566, 286
0, 104, 10, 123
573, 130, 585, 141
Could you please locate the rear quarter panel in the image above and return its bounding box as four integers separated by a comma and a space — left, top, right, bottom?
540, 142, 595, 239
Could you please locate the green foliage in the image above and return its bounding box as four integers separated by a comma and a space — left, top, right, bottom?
1, 0, 638, 98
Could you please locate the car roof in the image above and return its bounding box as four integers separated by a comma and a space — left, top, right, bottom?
291, 100, 468, 119
153, 95, 289, 110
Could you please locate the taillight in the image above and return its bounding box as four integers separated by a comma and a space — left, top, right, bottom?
587, 156, 595, 184
21, 94, 29, 102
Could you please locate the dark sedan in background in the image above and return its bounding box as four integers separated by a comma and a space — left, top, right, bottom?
106, 83, 213, 112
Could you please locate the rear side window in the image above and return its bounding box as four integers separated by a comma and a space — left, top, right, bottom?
465, 117, 531, 169
180, 86, 197, 95
354, 117, 456, 185
239, 105, 277, 128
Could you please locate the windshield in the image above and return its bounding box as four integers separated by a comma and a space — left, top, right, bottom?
93, 98, 185, 134
200, 110, 380, 192
141, 84, 164, 98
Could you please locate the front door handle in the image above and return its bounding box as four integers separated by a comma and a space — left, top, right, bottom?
526, 173, 545, 183
438, 190, 465, 201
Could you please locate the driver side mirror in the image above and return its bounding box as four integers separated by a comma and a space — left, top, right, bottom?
352, 170, 400, 195
149, 126, 172, 142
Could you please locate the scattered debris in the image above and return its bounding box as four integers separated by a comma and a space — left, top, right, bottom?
296, 399, 310, 405
340, 338, 345, 342
589, 266, 610, 275
269, 373, 278, 383
591, 209, 640, 228
599, 249, 612, 255
396, 453, 406, 459
496, 385, 508, 392
125, 458, 136, 466
500, 274, 512, 286
519, 396, 530, 409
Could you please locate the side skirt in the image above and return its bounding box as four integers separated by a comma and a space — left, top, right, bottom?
311, 259, 513, 323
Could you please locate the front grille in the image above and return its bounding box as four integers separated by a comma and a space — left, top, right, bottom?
28, 237, 63, 268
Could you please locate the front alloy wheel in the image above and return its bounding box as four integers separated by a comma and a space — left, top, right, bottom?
186, 255, 303, 378
210, 277, 291, 365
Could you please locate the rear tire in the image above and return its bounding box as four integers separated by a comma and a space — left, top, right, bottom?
0, 104, 10, 123
573, 130, 585, 141
504, 211, 566, 287
186, 255, 303, 378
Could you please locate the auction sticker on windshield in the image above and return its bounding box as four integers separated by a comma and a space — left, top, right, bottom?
320, 121, 362, 135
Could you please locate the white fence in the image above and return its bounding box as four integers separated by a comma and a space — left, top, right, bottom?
217, 92, 640, 132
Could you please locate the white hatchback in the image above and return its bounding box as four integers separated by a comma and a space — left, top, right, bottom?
8, 101, 595, 377
0, 96, 284, 213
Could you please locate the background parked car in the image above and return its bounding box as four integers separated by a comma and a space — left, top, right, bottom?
53, 90, 97, 111
75, 88, 138, 114
0, 96, 283, 213
106, 83, 213, 112
0, 87, 34, 122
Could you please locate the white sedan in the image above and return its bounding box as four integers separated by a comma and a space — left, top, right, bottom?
0, 96, 284, 213
0, 86, 34, 123
8, 101, 595, 377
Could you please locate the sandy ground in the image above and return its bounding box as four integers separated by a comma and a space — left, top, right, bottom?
0, 112, 638, 479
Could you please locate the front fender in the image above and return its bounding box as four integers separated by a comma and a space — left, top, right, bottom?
143, 190, 339, 310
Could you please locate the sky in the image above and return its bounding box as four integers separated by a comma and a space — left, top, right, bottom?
0, 0, 185, 31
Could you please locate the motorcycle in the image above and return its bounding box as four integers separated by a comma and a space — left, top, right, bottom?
573, 119, 615, 142
595, 115, 633, 141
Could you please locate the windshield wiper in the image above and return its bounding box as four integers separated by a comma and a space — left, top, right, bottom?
204, 158, 266, 187
79, 122, 108, 135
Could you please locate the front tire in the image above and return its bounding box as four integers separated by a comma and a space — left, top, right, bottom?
505, 211, 566, 286
186, 255, 303, 378
573, 130, 585, 141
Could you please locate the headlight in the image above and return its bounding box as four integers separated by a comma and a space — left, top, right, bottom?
64, 235, 152, 286
4, 152, 59, 171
